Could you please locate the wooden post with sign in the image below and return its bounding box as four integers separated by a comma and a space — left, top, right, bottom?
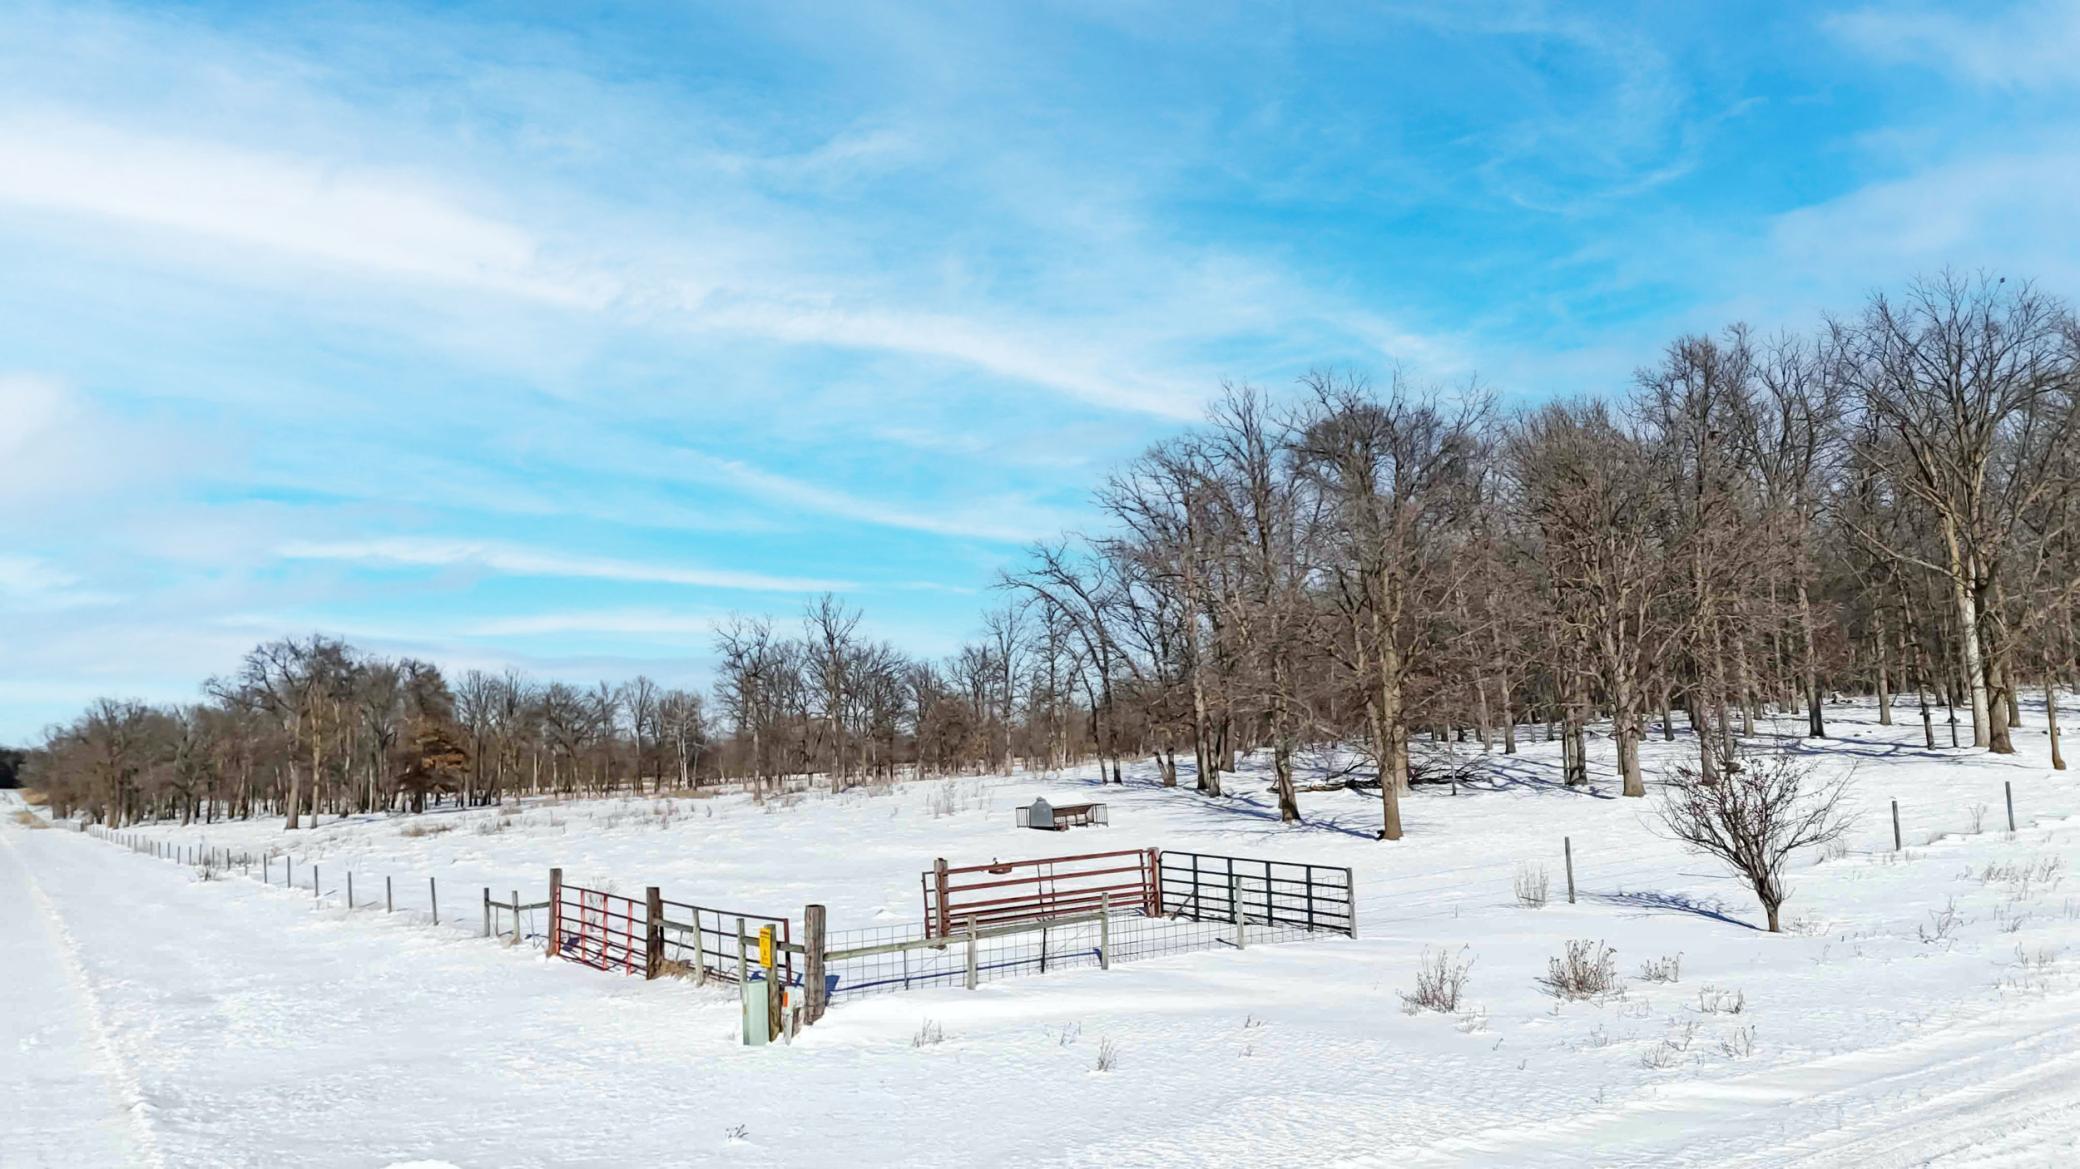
760, 925, 781, 1041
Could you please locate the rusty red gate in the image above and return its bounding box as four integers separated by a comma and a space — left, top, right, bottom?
553, 882, 647, 974
922, 847, 1158, 937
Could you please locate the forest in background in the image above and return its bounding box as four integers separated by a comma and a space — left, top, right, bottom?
23, 272, 2080, 837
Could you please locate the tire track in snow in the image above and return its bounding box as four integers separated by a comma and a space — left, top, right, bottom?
0, 822, 170, 1169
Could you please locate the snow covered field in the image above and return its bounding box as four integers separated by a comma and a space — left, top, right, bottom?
8, 699, 2080, 1168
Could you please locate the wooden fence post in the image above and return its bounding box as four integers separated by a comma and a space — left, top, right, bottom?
483, 887, 492, 938
735, 917, 748, 985
964, 920, 978, 990
644, 886, 664, 980
932, 858, 950, 938
1564, 837, 1576, 905
2006, 782, 2016, 833
511, 889, 521, 944
547, 868, 562, 956
803, 904, 828, 1025
1892, 800, 1902, 851
1145, 848, 1162, 916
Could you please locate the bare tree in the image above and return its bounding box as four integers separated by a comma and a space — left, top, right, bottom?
1656, 747, 1854, 932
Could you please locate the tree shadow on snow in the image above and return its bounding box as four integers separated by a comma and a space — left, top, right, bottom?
1589, 889, 1759, 931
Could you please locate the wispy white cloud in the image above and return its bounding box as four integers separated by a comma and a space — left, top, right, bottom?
462, 609, 723, 638
1828, 2, 2080, 91
275, 538, 851, 593
673, 452, 1079, 544
0, 113, 613, 306
0, 554, 119, 610
1765, 144, 2080, 292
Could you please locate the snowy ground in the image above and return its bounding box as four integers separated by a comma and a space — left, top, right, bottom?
7, 699, 2080, 1168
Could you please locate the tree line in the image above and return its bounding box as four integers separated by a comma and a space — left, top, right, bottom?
23, 272, 2080, 836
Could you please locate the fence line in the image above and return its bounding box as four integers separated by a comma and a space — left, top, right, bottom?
69, 823, 1356, 1043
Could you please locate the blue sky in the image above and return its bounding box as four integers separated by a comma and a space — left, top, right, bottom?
2, 0, 2076, 741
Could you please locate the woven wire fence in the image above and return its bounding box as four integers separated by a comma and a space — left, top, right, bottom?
822, 911, 1335, 1002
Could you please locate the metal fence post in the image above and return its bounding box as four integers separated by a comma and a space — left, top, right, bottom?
2006, 782, 2016, 833
645, 887, 664, 980
483, 887, 492, 938
430, 877, 439, 926
1099, 891, 1111, 970
511, 889, 521, 943
1564, 837, 1576, 905
385, 875, 393, 914
1892, 800, 1902, 851
347, 872, 354, 910
1232, 875, 1246, 949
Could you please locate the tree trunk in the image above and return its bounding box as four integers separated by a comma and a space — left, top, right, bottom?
2048, 681, 2066, 771
1372, 701, 1403, 841
1796, 577, 1824, 738
1945, 525, 1991, 746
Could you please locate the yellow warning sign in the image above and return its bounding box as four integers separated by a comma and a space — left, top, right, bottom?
758, 925, 775, 969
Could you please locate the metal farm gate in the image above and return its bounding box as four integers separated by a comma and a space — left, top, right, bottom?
1157, 850, 1356, 936
554, 882, 649, 974
922, 847, 1159, 937
550, 874, 796, 983
658, 897, 795, 985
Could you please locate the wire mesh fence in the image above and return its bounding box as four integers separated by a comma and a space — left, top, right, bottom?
822, 907, 1337, 1002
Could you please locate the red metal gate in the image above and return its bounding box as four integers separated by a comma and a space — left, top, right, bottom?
922, 848, 1158, 937
554, 882, 646, 974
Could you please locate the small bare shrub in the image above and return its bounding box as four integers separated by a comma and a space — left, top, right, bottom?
1642, 1020, 1699, 1068
1513, 863, 1550, 909
1400, 946, 1474, 1014
1637, 953, 1682, 984
1919, 897, 1963, 945
399, 821, 451, 838
913, 1019, 945, 1047
1969, 802, 1989, 834
1697, 985, 1745, 1015
1540, 940, 1619, 1001
1719, 1024, 1756, 1059
1094, 1037, 1119, 1072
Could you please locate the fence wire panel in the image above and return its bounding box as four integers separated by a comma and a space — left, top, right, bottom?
556, 884, 645, 974
1158, 850, 1355, 936
822, 910, 1339, 1003
824, 918, 1106, 999
658, 899, 795, 984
